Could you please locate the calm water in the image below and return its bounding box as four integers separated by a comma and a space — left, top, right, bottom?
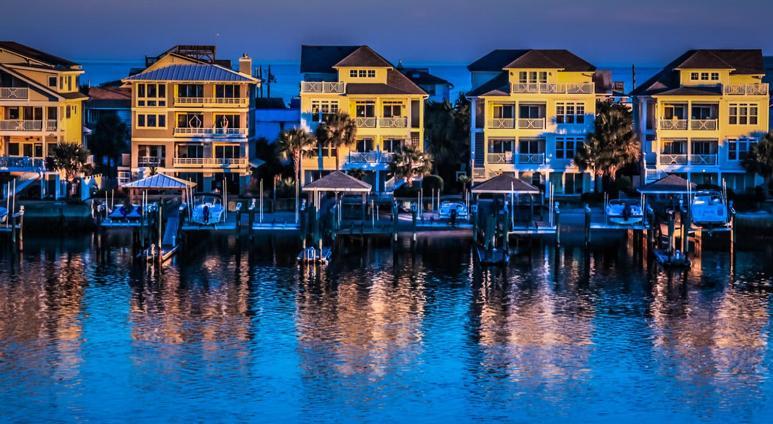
0, 232, 772, 422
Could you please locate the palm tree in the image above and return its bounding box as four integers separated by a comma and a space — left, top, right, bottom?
742, 132, 773, 194
574, 100, 639, 192
49, 142, 91, 198
315, 112, 357, 170
278, 128, 316, 222
390, 145, 432, 187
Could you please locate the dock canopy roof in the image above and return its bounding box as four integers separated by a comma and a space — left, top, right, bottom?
471, 174, 541, 194
302, 171, 372, 193
122, 173, 197, 191
638, 174, 696, 194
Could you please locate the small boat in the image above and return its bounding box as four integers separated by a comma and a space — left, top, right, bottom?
0, 207, 7, 224
691, 190, 728, 227
653, 249, 691, 269
297, 246, 332, 264
439, 200, 469, 219
191, 194, 225, 225
107, 204, 142, 222
475, 244, 509, 266
606, 199, 643, 225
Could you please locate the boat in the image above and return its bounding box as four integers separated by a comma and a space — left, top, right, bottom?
691, 190, 728, 227
653, 248, 691, 269
475, 244, 509, 266
107, 204, 143, 222
0, 207, 7, 224
297, 246, 332, 264
439, 200, 469, 219
190, 194, 225, 225
606, 199, 643, 225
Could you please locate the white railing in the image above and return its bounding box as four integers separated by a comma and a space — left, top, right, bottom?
355, 117, 377, 128
174, 97, 248, 105
174, 127, 247, 137
487, 118, 515, 129
0, 87, 29, 100
518, 118, 545, 129
378, 117, 408, 128
173, 157, 247, 166
472, 168, 487, 180
517, 153, 545, 164
658, 154, 688, 165
511, 83, 594, 94
487, 152, 514, 164
301, 81, 345, 94
659, 119, 688, 130
0, 156, 45, 170
723, 83, 769, 96
0, 120, 43, 131
46, 120, 58, 131
689, 154, 718, 165
691, 119, 718, 131
137, 157, 164, 167
347, 151, 393, 164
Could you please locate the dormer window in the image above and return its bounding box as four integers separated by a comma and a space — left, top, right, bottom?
48, 76, 57, 88
349, 69, 376, 78
701, 72, 709, 81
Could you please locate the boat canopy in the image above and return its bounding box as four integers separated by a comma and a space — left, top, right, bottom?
471, 174, 540, 194
638, 174, 696, 194
302, 171, 372, 193
121, 173, 197, 191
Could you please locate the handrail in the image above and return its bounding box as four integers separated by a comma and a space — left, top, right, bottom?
173, 157, 247, 166
511, 83, 594, 94
517, 153, 545, 164
487, 118, 515, 129
355, 117, 377, 128
378, 117, 408, 128
301, 81, 345, 94
723, 83, 769, 96
518, 118, 545, 129
0, 87, 29, 100
487, 152, 514, 164
0, 120, 43, 131
658, 154, 688, 165
690, 119, 717, 131
174, 127, 247, 136
174, 97, 248, 105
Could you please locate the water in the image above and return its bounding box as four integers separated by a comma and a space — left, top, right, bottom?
0, 232, 772, 422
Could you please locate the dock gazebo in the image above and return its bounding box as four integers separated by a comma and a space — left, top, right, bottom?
638, 174, 696, 196
472, 173, 544, 225
302, 171, 372, 223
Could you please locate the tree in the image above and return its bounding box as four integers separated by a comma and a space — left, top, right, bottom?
742, 132, 773, 193
424, 94, 470, 192
49, 142, 91, 197
277, 128, 316, 221
390, 145, 432, 187
574, 100, 640, 192
89, 112, 128, 183
315, 112, 357, 170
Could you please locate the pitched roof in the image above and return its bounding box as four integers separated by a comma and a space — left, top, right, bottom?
0, 41, 79, 68
654, 86, 722, 96
302, 171, 372, 192
631, 49, 764, 96
334, 46, 392, 68
466, 72, 510, 97
87, 86, 131, 101
468, 49, 595, 72
638, 174, 696, 194
471, 174, 541, 194
122, 173, 197, 190
300, 45, 360, 73
345, 69, 427, 95
123, 64, 255, 82
399, 67, 453, 87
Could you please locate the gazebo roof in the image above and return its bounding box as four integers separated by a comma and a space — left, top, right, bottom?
302, 171, 372, 193
638, 174, 696, 194
121, 173, 197, 190
471, 174, 541, 194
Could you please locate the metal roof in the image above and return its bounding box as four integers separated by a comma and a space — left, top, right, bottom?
124, 64, 254, 82
471, 174, 541, 194
122, 174, 197, 190
302, 171, 372, 192
638, 174, 696, 194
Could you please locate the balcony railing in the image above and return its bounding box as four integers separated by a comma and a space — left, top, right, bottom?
487, 152, 514, 164
174, 97, 249, 106
517, 153, 545, 164
0, 156, 45, 170
174, 127, 247, 137
173, 157, 247, 167
518, 118, 546, 129
301, 81, 345, 94
690, 119, 718, 131
0, 87, 29, 100
658, 154, 688, 165
487, 118, 515, 129
0, 120, 43, 131
347, 151, 393, 165
46, 120, 58, 131
659, 119, 688, 130
354, 117, 377, 128
378, 117, 408, 128
688, 154, 718, 165
511, 83, 594, 94
723, 83, 769, 96
137, 157, 164, 167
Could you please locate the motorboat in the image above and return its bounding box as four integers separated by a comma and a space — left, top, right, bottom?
439, 200, 469, 219
297, 246, 332, 264
107, 204, 142, 221
606, 199, 643, 225
191, 194, 225, 225
0, 207, 7, 224
691, 190, 728, 227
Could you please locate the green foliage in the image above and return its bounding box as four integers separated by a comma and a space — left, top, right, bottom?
277, 127, 316, 176
742, 132, 773, 190
424, 93, 470, 192
422, 174, 444, 192
389, 145, 432, 187
315, 112, 357, 169
50, 142, 91, 182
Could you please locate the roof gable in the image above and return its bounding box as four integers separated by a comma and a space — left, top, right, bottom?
468, 49, 595, 72
334, 46, 393, 68
302, 171, 372, 192
471, 174, 541, 193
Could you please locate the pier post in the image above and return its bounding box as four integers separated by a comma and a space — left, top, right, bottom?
554, 202, 560, 247
17, 206, 23, 250
584, 203, 591, 245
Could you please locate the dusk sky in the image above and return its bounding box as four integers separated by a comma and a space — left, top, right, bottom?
3, 0, 773, 66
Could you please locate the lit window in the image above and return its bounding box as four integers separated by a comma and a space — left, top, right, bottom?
367, 70, 375, 78
701, 72, 709, 81
710, 72, 719, 81
556, 102, 585, 124
350, 70, 357, 78
729, 103, 759, 125
691, 72, 699, 80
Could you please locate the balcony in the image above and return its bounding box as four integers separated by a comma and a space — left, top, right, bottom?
137, 157, 164, 167
347, 151, 393, 165
0, 156, 45, 171
487, 118, 515, 129
511, 83, 594, 94
690, 119, 718, 131
518, 118, 545, 129
354, 117, 377, 128
378, 117, 408, 128
517, 153, 545, 164
688, 154, 718, 166
723, 83, 769, 96
487, 152, 514, 164
658, 154, 688, 165
173, 127, 247, 138
0, 87, 29, 100
301, 81, 345, 94
173, 157, 247, 167
174, 97, 249, 106
659, 119, 688, 130
0, 120, 43, 132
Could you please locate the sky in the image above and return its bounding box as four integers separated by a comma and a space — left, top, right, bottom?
3, 0, 773, 66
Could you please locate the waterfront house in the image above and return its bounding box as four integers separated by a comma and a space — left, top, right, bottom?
121, 45, 260, 194
299, 45, 428, 193
0, 41, 87, 198
631, 49, 769, 192
397, 65, 453, 103
467, 49, 603, 196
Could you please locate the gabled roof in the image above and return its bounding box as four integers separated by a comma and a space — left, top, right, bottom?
346, 69, 427, 95
0, 41, 79, 69
0, 63, 86, 101
334, 46, 392, 68
302, 171, 372, 192
638, 174, 696, 194
122, 173, 196, 190
468, 49, 595, 72
123, 64, 256, 82
467, 72, 510, 97
398, 67, 453, 87
300, 45, 360, 73
471, 174, 541, 194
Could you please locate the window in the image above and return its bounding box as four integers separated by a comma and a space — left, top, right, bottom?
215, 145, 241, 159
138, 145, 166, 160
662, 139, 687, 154
65, 106, 71, 119
355, 101, 375, 118
690, 72, 699, 81
216, 84, 240, 98
177, 144, 204, 158
177, 84, 204, 98
488, 138, 513, 153
137, 113, 166, 128
692, 139, 718, 155
555, 136, 582, 160
564, 173, 584, 194
729, 103, 758, 125
350, 70, 357, 78
176, 113, 203, 128
355, 138, 374, 152
137, 83, 167, 107
382, 102, 403, 118
48, 76, 57, 87
691, 105, 715, 120
711, 72, 719, 81
519, 104, 545, 119
518, 71, 548, 84
701, 72, 709, 81
493, 104, 514, 119
319, 143, 336, 157
556, 102, 585, 124
215, 114, 241, 128
519, 138, 545, 154
383, 138, 404, 153
728, 138, 755, 161
310, 100, 338, 122
664, 104, 687, 119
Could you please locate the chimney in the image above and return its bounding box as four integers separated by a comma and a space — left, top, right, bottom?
239, 54, 252, 76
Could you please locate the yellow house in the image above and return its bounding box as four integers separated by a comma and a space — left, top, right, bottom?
0, 41, 86, 175
631, 49, 769, 192
122, 45, 259, 194
299, 45, 428, 192
467, 49, 603, 195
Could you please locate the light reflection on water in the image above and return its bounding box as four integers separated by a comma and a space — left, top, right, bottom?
0, 233, 771, 422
